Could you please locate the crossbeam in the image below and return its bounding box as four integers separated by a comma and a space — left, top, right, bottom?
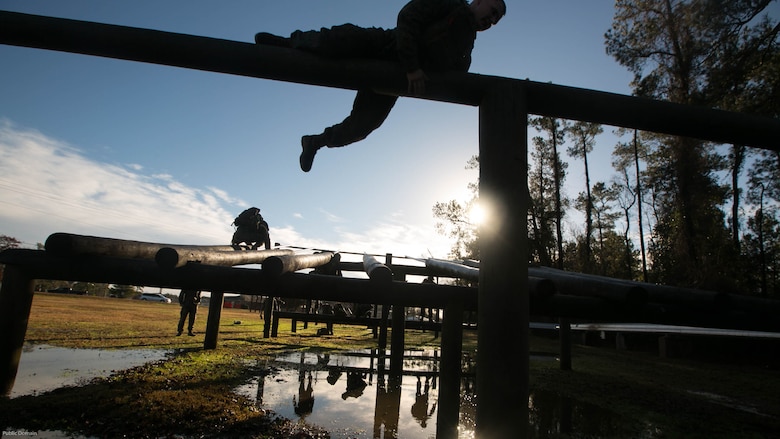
1, 10, 779, 151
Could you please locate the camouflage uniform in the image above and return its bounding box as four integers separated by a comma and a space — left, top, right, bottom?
292, 0, 478, 148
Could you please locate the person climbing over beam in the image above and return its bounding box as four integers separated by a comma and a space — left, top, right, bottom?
255, 0, 507, 172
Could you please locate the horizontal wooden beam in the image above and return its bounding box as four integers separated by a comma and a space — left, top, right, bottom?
1, 10, 779, 151
45, 232, 236, 260
2, 248, 779, 331
155, 247, 293, 269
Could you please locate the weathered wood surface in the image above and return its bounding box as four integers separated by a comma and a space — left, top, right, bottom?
262, 252, 337, 278
45, 232, 235, 259
155, 247, 293, 269
362, 254, 393, 283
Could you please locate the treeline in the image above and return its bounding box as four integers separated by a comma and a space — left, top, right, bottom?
434, 0, 779, 297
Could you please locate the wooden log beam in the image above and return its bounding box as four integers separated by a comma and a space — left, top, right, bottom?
155, 247, 293, 269
3, 249, 780, 330
426, 258, 479, 281
362, 254, 393, 283
261, 252, 337, 278
529, 266, 648, 306
1, 11, 779, 151
45, 232, 235, 260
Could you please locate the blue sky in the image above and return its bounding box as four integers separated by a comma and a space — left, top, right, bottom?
1, 1, 740, 264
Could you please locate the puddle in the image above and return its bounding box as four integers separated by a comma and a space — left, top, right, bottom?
687, 390, 776, 419
236, 350, 647, 439
9, 343, 173, 398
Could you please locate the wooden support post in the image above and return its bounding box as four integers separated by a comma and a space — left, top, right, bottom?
476, 83, 529, 438
437, 298, 464, 439
389, 303, 405, 377
378, 305, 390, 353
0, 265, 35, 396
204, 291, 224, 349
559, 318, 572, 371
271, 314, 280, 337
386, 254, 405, 377
263, 297, 274, 338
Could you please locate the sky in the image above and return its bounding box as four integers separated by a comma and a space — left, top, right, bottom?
2, 1, 774, 273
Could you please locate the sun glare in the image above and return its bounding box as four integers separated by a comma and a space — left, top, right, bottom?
469, 203, 487, 226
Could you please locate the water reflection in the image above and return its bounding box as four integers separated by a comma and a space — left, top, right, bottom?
236, 349, 447, 438
237, 349, 652, 439
10, 343, 173, 398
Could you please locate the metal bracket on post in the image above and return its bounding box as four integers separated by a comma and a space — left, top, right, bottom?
476, 82, 530, 438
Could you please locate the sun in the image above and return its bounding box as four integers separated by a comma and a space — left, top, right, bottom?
469, 203, 487, 226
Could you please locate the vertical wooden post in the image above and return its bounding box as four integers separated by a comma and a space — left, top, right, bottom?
476, 82, 529, 438
0, 265, 35, 396
386, 254, 405, 377
263, 296, 274, 338
559, 318, 572, 370
436, 297, 464, 439
204, 291, 224, 349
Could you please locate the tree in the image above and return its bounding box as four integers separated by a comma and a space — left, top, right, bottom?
698, 1, 780, 256
529, 116, 569, 268
432, 156, 480, 260
109, 284, 142, 299
567, 122, 603, 273
606, 0, 742, 289
0, 235, 21, 251
612, 129, 651, 281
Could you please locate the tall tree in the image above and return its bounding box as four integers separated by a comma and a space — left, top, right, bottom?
606, 0, 744, 289
698, 1, 780, 255
530, 117, 569, 269
612, 129, 650, 281
566, 122, 603, 273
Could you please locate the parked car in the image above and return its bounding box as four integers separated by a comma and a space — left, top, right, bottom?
47, 287, 87, 295
138, 292, 172, 303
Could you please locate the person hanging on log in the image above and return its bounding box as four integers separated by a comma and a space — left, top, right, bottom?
255, 0, 507, 172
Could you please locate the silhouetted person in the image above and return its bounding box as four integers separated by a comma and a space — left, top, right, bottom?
255, 0, 507, 172
294, 372, 315, 417
342, 371, 368, 399
177, 289, 201, 336
231, 207, 271, 249
411, 375, 437, 428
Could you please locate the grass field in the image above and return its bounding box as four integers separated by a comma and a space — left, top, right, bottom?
2, 293, 779, 438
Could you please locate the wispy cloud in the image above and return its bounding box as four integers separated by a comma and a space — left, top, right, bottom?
0, 122, 454, 262
0, 122, 236, 246
318, 208, 345, 223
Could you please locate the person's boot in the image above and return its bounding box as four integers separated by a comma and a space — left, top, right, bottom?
254, 32, 290, 47
300, 134, 326, 172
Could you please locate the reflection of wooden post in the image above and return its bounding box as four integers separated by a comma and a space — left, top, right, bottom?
0, 265, 35, 396
437, 297, 464, 439
204, 291, 224, 349
477, 83, 529, 438
378, 305, 390, 354
559, 318, 571, 371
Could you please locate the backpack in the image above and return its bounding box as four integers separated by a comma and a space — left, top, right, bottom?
234, 207, 261, 228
